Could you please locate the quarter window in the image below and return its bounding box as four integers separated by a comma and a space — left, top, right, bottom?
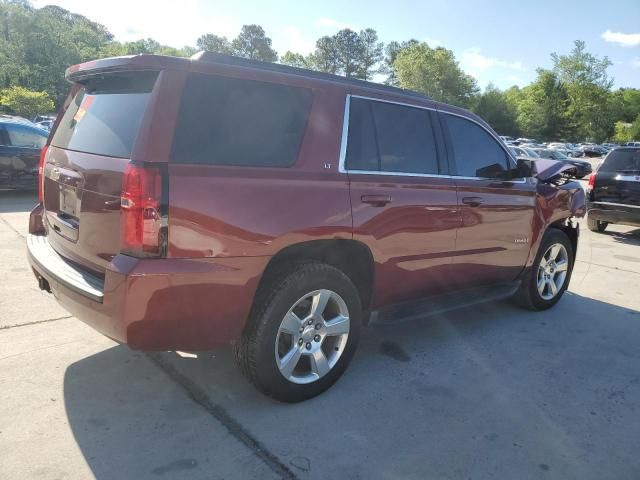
442, 114, 510, 178
345, 98, 440, 175
172, 74, 313, 167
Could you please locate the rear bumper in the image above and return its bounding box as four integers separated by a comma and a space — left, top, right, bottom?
27, 231, 269, 351
587, 202, 640, 227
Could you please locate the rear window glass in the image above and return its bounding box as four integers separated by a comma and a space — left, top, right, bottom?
51, 71, 157, 158
600, 150, 640, 172
172, 74, 313, 167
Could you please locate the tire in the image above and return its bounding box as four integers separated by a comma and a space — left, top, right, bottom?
512, 229, 574, 311
233, 262, 362, 403
587, 215, 608, 233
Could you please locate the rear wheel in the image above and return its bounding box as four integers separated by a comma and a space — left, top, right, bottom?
234, 262, 361, 402
587, 215, 608, 233
512, 229, 574, 310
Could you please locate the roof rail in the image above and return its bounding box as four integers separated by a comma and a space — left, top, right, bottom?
190, 51, 430, 101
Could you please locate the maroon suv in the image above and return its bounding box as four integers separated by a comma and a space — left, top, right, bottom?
27, 53, 585, 402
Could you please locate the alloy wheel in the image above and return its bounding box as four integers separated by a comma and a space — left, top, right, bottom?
275, 289, 350, 384
537, 243, 569, 301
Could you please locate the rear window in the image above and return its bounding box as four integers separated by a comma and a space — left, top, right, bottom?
600, 150, 640, 173
172, 74, 313, 167
51, 71, 158, 158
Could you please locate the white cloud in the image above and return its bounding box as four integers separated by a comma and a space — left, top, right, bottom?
601, 30, 640, 47
31, 0, 239, 46
633, 58, 640, 68
315, 17, 359, 31
280, 26, 316, 55
461, 48, 525, 73
507, 74, 523, 84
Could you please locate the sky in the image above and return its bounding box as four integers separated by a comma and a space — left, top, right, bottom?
32, 0, 640, 90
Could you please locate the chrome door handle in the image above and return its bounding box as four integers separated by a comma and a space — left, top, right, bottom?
462, 196, 483, 207
361, 195, 392, 207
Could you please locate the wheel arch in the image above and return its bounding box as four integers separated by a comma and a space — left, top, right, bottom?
255, 239, 375, 314
548, 218, 579, 263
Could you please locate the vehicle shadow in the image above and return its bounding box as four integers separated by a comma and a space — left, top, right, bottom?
606, 228, 640, 246
63, 291, 640, 479
0, 190, 37, 213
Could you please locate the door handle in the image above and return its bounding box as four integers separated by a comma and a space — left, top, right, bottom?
462, 196, 483, 207
361, 195, 392, 207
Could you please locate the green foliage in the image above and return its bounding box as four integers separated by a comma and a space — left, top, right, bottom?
472, 84, 519, 136
393, 42, 478, 107
196, 34, 232, 55
280, 51, 311, 69
0, 85, 54, 118
512, 70, 571, 141
231, 24, 277, 62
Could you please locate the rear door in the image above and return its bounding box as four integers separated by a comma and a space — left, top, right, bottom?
43, 70, 159, 273
438, 110, 537, 289
593, 149, 640, 206
344, 96, 460, 308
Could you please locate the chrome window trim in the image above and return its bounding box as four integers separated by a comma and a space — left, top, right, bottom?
338, 94, 527, 183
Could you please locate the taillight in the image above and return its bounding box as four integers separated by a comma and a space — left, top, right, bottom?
120, 163, 166, 257
38, 145, 48, 203
587, 173, 596, 191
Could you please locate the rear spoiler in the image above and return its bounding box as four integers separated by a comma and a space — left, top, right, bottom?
65, 54, 190, 82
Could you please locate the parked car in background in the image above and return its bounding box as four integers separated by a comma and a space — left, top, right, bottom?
0, 116, 48, 190
531, 148, 592, 178
516, 137, 539, 144
32, 114, 56, 124
578, 144, 607, 157
27, 53, 585, 402
587, 147, 640, 232
499, 135, 516, 143
35, 120, 54, 131
624, 141, 640, 147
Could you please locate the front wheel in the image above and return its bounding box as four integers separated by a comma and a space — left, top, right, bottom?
234, 262, 361, 402
512, 229, 574, 310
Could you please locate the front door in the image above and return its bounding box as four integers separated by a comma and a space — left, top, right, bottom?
438, 109, 536, 289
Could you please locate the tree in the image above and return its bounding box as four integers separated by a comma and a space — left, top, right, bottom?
381, 39, 419, 85
0, 85, 54, 118
473, 84, 519, 136
308, 36, 340, 74
333, 29, 362, 78
551, 40, 614, 141
393, 42, 478, 107
230, 24, 277, 62
280, 51, 311, 69
196, 33, 232, 55
515, 70, 571, 141
357, 28, 383, 80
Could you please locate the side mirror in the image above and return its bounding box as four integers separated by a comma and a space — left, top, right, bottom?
513, 158, 536, 178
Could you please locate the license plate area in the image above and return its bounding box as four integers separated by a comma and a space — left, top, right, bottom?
59, 185, 79, 218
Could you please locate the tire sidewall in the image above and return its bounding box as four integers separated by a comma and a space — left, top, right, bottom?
528, 229, 574, 310
252, 264, 362, 402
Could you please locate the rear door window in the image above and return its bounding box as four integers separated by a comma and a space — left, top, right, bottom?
172, 74, 313, 167
442, 113, 511, 178
345, 97, 441, 174
51, 71, 158, 158
6, 125, 47, 148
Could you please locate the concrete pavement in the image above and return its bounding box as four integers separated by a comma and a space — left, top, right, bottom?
1, 190, 639, 479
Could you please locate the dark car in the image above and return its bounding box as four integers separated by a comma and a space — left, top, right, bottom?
0, 116, 48, 190
27, 53, 585, 402
532, 148, 592, 178
586, 147, 640, 232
